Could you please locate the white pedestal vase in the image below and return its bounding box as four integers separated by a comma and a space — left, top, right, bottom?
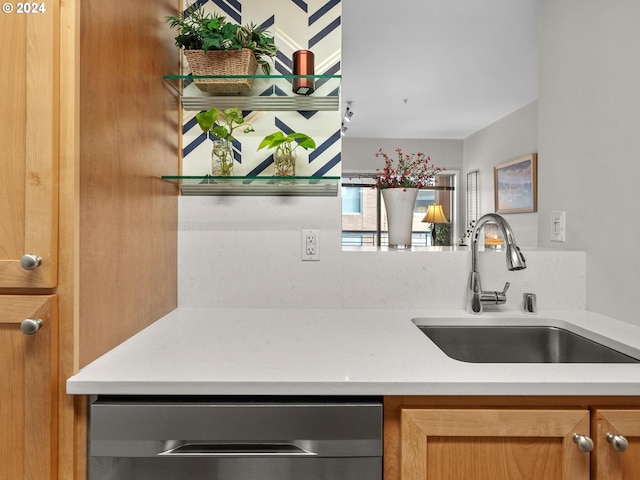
381, 188, 419, 249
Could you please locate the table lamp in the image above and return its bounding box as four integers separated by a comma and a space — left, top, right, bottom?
422, 203, 449, 246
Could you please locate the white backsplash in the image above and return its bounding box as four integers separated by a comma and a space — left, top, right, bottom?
178, 196, 585, 311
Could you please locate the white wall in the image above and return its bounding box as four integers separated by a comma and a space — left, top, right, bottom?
178, 196, 585, 311
462, 101, 539, 247
538, 0, 640, 324
177, 126, 586, 313
341, 137, 463, 174
178, 196, 343, 309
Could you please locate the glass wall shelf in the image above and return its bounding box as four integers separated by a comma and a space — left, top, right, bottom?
163, 74, 341, 111
161, 176, 340, 197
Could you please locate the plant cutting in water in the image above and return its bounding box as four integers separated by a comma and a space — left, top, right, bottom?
196, 107, 254, 176
258, 131, 316, 176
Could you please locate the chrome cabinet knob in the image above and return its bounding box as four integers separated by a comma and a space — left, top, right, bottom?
20, 254, 42, 270
607, 433, 629, 452
20, 318, 43, 336
573, 433, 594, 452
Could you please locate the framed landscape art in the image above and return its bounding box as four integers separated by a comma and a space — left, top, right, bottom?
494, 153, 537, 214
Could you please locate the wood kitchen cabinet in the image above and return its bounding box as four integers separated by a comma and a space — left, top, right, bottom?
385, 397, 640, 480
1, 0, 179, 479
594, 409, 640, 480
0, 295, 57, 480
0, 0, 58, 289
1, 5, 60, 480
399, 408, 590, 480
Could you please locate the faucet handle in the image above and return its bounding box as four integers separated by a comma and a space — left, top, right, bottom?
496, 282, 511, 305
481, 282, 511, 306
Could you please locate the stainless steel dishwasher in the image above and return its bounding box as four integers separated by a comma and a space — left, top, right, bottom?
89, 395, 382, 480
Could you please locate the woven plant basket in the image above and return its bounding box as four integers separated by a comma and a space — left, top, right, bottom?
184, 48, 259, 94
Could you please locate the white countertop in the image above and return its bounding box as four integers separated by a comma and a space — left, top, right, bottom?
66, 308, 640, 396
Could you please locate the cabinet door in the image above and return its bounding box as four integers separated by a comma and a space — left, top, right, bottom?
400, 408, 591, 480
0, 295, 57, 480
594, 409, 640, 480
0, 3, 58, 288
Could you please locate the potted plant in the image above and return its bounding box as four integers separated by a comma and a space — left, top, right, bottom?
456, 220, 477, 246
374, 148, 444, 249
165, 4, 278, 93
196, 107, 254, 176
257, 131, 316, 176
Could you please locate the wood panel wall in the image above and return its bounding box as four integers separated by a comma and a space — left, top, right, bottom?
77, 0, 180, 366
57, 0, 180, 478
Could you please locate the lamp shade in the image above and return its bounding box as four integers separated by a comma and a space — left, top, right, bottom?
422, 203, 449, 224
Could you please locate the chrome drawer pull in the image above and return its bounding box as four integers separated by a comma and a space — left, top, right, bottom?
160, 443, 315, 457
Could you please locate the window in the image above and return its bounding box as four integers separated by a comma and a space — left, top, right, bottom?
466, 170, 479, 226
415, 190, 437, 215
341, 182, 378, 246
341, 173, 457, 247
341, 187, 362, 214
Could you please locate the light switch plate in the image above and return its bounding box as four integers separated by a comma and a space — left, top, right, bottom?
550, 211, 566, 242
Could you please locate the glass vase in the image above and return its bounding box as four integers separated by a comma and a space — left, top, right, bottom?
274, 147, 296, 176
211, 139, 234, 176
381, 188, 419, 249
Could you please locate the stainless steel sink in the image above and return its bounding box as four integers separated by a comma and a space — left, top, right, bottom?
416, 324, 640, 363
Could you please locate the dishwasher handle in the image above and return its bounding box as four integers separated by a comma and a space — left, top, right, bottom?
159, 442, 316, 457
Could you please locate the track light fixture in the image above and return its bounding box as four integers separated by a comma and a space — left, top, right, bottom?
344, 106, 353, 123
344, 101, 354, 123
342, 101, 353, 136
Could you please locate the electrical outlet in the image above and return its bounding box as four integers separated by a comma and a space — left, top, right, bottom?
550, 211, 566, 242
302, 229, 320, 261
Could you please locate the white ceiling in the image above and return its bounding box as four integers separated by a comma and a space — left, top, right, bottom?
341, 0, 540, 139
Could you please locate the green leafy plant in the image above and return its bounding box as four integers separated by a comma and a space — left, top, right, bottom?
435, 223, 451, 247
196, 107, 254, 176
258, 131, 316, 176
257, 131, 316, 153
196, 107, 254, 141
165, 4, 278, 74
456, 220, 477, 246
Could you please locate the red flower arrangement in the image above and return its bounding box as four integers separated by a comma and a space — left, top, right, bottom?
374, 148, 444, 189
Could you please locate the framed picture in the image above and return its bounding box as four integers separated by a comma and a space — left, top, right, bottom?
494, 153, 537, 214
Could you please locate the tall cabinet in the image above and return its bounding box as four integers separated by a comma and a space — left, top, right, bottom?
1, 5, 59, 479
0, 1, 180, 479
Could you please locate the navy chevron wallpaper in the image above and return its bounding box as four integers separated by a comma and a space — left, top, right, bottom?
181, 0, 342, 177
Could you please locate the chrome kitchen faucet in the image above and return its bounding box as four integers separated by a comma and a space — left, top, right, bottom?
467, 213, 527, 314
